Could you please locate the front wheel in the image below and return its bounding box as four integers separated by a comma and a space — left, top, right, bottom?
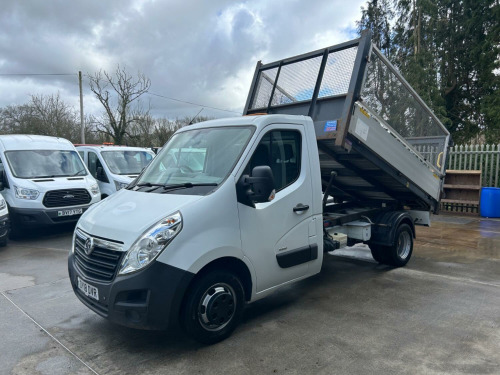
181, 270, 245, 344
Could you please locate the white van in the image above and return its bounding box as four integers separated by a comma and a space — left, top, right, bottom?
0, 135, 101, 235
76, 145, 155, 198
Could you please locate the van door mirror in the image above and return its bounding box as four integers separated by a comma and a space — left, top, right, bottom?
0, 171, 5, 191
237, 166, 275, 207
249, 166, 275, 203
96, 167, 109, 183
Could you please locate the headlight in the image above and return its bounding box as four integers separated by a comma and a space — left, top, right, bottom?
118, 211, 182, 275
0, 198, 6, 210
114, 180, 129, 190
14, 185, 39, 200
90, 183, 100, 195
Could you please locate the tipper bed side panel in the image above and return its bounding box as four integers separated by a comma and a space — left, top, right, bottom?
244, 31, 450, 212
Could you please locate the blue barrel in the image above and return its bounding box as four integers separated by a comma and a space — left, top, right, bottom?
480, 187, 500, 218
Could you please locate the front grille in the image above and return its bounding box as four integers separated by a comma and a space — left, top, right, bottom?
43, 189, 91, 208
74, 232, 124, 282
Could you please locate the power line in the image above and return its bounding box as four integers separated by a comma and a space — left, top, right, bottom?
148, 91, 241, 115
0, 73, 243, 115
0, 73, 75, 76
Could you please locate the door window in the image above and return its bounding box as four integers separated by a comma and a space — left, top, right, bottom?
245, 130, 301, 192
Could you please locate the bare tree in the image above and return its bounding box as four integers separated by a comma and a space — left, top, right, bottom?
0, 93, 79, 141
88, 65, 151, 145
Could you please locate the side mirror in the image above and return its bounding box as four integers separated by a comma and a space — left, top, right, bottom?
237, 165, 275, 207
0, 171, 5, 191
96, 167, 108, 183
249, 166, 275, 203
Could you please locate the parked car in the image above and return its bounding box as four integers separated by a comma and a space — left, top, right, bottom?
0, 135, 100, 236
76, 145, 155, 198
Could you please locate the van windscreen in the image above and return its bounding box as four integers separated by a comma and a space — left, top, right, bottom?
101, 151, 153, 175
5, 150, 87, 179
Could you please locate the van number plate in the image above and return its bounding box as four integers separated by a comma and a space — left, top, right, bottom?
58, 208, 83, 217
77, 277, 99, 300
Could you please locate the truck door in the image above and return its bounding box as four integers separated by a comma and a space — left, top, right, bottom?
237, 125, 315, 293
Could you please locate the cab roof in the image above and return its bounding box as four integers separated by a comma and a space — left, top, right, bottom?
0, 134, 74, 151
75, 145, 155, 153
178, 114, 309, 134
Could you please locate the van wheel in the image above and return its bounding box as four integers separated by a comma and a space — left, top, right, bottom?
181, 270, 244, 344
101, 194, 108, 200
370, 224, 413, 267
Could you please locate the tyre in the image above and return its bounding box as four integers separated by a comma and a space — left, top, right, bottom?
385, 223, 413, 267
181, 270, 245, 344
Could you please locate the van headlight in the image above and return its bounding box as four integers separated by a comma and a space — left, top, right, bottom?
114, 180, 129, 190
118, 211, 182, 275
90, 183, 100, 195
0, 198, 6, 211
14, 185, 39, 200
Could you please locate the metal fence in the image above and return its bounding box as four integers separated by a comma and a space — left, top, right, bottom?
413, 143, 499, 214
447, 144, 500, 188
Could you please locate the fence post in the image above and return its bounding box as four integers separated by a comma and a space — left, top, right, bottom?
496, 144, 499, 188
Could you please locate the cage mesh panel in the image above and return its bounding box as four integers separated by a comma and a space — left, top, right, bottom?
250, 56, 324, 109
250, 67, 279, 109
318, 47, 358, 98
361, 51, 448, 171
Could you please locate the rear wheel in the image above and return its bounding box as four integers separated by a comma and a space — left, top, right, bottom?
181, 270, 244, 344
370, 223, 413, 267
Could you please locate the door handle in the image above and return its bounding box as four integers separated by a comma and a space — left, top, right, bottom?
293, 203, 309, 213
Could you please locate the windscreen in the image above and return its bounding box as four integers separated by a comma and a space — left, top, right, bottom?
5, 150, 87, 179
101, 151, 154, 175
137, 126, 253, 186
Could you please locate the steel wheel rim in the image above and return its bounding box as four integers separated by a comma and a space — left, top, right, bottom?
397, 231, 411, 259
198, 282, 236, 332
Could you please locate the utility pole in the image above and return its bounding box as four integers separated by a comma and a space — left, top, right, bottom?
79, 71, 85, 144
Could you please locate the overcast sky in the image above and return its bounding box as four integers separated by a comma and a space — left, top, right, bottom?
0, 0, 367, 120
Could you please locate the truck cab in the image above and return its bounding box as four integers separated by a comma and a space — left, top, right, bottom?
68, 115, 323, 343
76, 145, 155, 198
0, 135, 100, 235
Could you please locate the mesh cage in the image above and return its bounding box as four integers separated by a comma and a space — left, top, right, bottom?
318, 47, 358, 98
250, 67, 279, 109
250, 46, 358, 110
361, 49, 448, 172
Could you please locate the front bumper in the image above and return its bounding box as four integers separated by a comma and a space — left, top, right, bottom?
9, 205, 90, 226
68, 254, 194, 330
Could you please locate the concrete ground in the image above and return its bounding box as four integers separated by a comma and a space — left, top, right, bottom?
0, 216, 499, 375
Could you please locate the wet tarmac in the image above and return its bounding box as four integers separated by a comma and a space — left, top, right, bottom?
0, 215, 499, 375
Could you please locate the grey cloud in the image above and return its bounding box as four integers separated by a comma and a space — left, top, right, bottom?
0, 0, 366, 119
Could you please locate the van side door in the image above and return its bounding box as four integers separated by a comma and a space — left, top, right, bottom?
237, 124, 315, 293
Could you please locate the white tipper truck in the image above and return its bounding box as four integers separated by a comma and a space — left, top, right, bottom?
68, 31, 450, 344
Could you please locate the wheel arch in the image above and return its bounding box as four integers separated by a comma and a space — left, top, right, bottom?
190, 257, 253, 302
370, 211, 416, 246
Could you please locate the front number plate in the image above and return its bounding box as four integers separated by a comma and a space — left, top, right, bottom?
58, 208, 83, 217
77, 277, 99, 300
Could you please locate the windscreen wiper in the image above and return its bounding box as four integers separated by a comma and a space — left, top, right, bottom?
132, 182, 165, 192
162, 183, 218, 192
69, 169, 86, 176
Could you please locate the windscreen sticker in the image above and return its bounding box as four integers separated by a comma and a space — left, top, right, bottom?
324, 120, 337, 132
